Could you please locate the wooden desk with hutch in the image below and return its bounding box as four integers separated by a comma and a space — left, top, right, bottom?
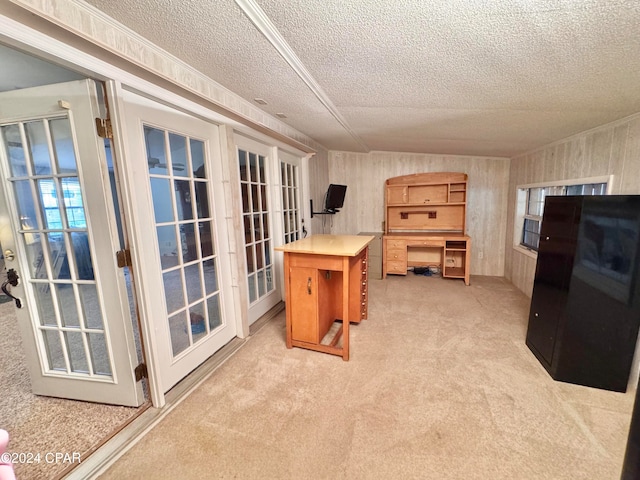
276, 234, 373, 361
382, 172, 471, 285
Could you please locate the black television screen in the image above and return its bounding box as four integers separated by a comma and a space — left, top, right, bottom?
324, 184, 347, 212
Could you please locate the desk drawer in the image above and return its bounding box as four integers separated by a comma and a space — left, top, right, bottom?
386, 260, 408, 275
386, 239, 406, 249
350, 249, 369, 322
406, 239, 445, 248
386, 247, 407, 262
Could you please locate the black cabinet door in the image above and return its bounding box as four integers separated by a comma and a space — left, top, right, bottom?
526, 197, 579, 368
526, 290, 562, 367
526, 248, 575, 367
538, 196, 581, 240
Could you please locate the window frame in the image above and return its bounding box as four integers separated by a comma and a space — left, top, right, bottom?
513, 175, 613, 258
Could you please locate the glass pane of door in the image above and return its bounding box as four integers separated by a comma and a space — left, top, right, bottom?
239, 148, 274, 303
1, 117, 111, 377
145, 126, 223, 358
280, 160, 301, 244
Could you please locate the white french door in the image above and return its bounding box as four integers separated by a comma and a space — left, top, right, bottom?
235, 135, 281, 324
121, 91, 237, 393
0, 80, 144, 406
279, 150, 304, 244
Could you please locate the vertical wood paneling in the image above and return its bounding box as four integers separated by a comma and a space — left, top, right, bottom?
621, 118, 640, 194
327, 151, 510, 276
555, 143, 567, 178
308, 150, 330, 234
543, 147, 557, 180
563, 137, 585, 179
526, 151, 541, 184
504, 195, 514, 279
507, 113, 640, 297
585, 129, 613, 177
609, 124, 629, 193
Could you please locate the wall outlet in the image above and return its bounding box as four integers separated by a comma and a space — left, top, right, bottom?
478, 251, 484, 259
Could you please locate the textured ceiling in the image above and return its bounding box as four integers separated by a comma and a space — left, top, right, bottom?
83, 0, 640, 156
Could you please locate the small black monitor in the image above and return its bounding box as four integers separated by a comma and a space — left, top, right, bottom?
324, 184, 347, 212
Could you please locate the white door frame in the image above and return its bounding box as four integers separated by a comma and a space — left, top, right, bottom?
105, 82, 164, 407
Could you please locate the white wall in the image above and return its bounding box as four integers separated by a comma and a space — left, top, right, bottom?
327, 151, 510, 277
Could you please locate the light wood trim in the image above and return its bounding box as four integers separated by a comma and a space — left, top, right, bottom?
386, 172, 468, 185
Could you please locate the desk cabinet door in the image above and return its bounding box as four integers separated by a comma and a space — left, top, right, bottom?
290, 267, 318, 343
387, 186, 407, 204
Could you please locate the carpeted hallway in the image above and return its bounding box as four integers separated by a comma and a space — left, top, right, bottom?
98, 274, 635, 480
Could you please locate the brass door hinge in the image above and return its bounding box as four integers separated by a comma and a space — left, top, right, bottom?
134, 363, 148, 382
95, 117, 113, 139
116, 249, 132, 268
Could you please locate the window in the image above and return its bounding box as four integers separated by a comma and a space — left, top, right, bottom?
516, 178, 610, 252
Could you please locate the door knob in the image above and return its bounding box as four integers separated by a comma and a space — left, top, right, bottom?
1, 268, 21, 308
4, 249, 15, 261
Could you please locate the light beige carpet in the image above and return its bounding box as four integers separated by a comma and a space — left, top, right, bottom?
99, 275, 635, 479
0, 299, 145, 480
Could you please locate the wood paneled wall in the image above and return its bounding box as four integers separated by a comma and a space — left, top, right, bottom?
308, 150, 330, 234
326, 151, 510, 276
506, 113, 640, 297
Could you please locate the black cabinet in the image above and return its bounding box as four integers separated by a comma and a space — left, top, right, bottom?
526, 195, 640, 392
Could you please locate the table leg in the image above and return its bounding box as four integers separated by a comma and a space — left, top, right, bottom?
284, 252, 292, 349
342, 256, 350, 361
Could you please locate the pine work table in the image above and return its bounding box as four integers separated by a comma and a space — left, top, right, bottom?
275, 234, 373, 361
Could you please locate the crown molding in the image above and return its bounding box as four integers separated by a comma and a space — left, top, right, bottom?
6, 0, 325, 153
234, 0, 370, 152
